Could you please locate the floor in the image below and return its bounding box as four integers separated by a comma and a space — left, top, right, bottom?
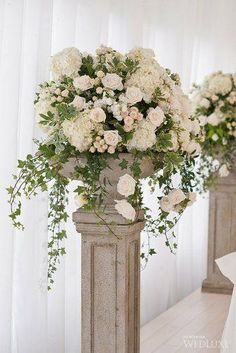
140, 289, 231, 353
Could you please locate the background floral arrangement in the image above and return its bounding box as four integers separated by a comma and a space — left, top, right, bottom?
191, 71, 236, 189
8, 46, 203, 288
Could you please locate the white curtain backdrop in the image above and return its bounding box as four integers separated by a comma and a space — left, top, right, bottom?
0, 0, 236, 352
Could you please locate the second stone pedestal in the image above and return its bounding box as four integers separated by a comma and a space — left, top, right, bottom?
202, 169, 236, 294
73, 208, 144, 353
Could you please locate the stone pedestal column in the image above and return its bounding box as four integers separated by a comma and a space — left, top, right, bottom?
61, 153, 153, 352
73, 208, 144, 353
202, 169, 236, 294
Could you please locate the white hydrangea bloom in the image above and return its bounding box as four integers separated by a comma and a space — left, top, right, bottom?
127, 120, 156, 151
51, 47, 82, 80
62, 114, 99, 152
208, 73, 232, 95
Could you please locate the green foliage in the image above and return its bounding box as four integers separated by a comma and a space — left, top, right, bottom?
156, 132, 173, 152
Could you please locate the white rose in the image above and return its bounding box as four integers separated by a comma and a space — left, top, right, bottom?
90, 107, 106, 122
147, 107, 165, 127
73, 75, 94, 91
207, 113, 220, 126
74, 193, 88, 209
168, 189, 186, 205
191, 119, 201, 135
115, 200, 136, 221
51, 47, 82, 80
219, 164, 229, 177
104, 130, 121, 146
184, 140, 201, 155
187, 192, 197, 206
212, 133, 219, 141
124, 116, 134, 126
71, 95, 86, 110
160, 196, 173, 213
117, 174, 136, 197
198, 115, 208, 126
101, 73, 123, 90
199, 98, 210, 109
125, 86, 143, 105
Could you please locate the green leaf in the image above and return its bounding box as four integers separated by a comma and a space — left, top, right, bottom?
119, 159, 128, 170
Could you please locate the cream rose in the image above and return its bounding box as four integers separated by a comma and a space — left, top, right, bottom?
73, 75, 94, 91
104, 130, 121, 146
147, 107, 165, 127
90, 107, 106, 122
102, 73, 123, 90
125, 86, 143, 105
74, 193, 88, 209
184, 140, 201, 155
160, 196, 173, 213
207, 113, 220, 126
168, 189, 186, 205
115, 200, 136, 221
199, 98, 210, 109
71, 96, 86, 110
117, 174, 136, 197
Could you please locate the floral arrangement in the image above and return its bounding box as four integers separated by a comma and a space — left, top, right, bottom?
191, 71, 236, 188
8, 46, 203, 288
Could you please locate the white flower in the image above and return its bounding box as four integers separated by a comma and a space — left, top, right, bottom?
211, 133, 219, 141
211, 94, 219, 102
104, 130, 121, 146
160, 196, 173, 213
191, 119, 201, 135
219, 164, 229, 177
147, 107, 165, 127
127, 120, 156, 151
62, 114, 96, 152
168, 189, 186, 205
90, 107, 106, 123
209, 73, 232, 95
96, 70, 105, 78
73, 75, 94, 91
115, 200, 136, 221
207, 113, 220, 126
74, 193, 88, 208
71, 96, 86, 110
199, 98, 210, 109
102, 73, 123, 90
124, 116, 134, 126
184, 140, 201, 155
178, 130, 190, 148
198, 115, 208, 126
61, 89, 69, 97
35, 98, 57, 132
187, 192, 197, 206
117, 174, 136, 197
51, 47, 82, 80
125, 86, 143, 105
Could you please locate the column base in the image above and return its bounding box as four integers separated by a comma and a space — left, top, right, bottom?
202, 276, 233, 295
73, 208, 144, 353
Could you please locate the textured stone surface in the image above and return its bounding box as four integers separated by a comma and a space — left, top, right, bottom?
202, 168, 236, 294
60, 153, 154, 205
65, 154, 154, 353
73, 209, 144, 353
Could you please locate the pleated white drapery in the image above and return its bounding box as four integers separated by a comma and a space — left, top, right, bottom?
0, 1, 236, 352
